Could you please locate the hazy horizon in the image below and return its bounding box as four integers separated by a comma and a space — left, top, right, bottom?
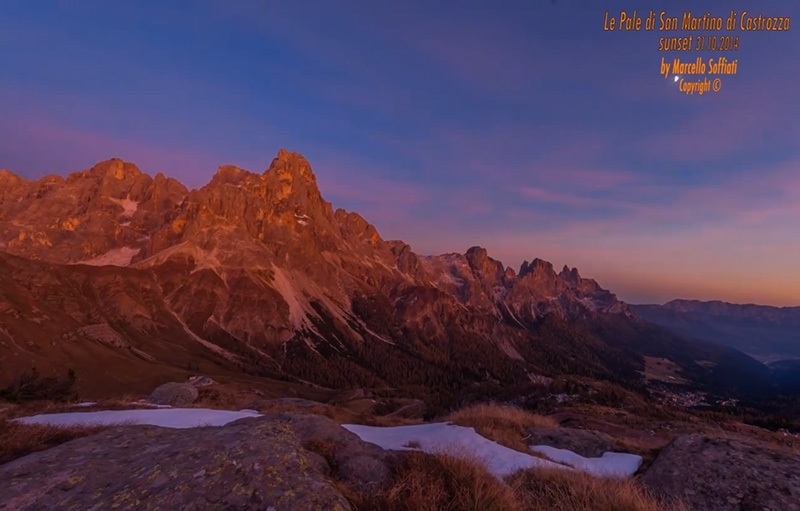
1, 1, 798, 307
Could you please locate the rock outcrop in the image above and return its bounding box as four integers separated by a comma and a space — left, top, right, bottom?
0, 416, 370, 511
641, 434, 800, 511
147, 382, 199, 407
525, 426, 619, 458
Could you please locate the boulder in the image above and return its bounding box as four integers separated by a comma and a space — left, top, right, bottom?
0, 417, 352, 511
525, 426, 619, 458
263, 413, 394, 493
641, 434, 800, 511
148, 382, 199, 406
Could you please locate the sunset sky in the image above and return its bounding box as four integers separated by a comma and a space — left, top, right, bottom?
1, 1, 798, 306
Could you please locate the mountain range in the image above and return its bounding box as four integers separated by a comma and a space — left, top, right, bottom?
633, 300, 800, 363
0, 150, 782, 401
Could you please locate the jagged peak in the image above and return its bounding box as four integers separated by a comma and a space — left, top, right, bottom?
81, 158, 143, 181
559, 265, 581, 284
0, 169, 27, 184
519, 258, 554, 278
465, 246, 488, 262
266, 149, 316, 183
211, 165, 255, 186
215, 164, 244, 176
335, 208, 382, 242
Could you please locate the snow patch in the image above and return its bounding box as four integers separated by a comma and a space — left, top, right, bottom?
529, 445, 642, 478
75, 402, 96, 407
15, 408, 261, 429
343, 422, 642, 479
108, 196, 139, 217
343, 422, 568, 478
75, 247, 140, 267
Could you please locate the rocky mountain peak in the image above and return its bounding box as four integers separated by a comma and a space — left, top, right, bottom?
0, 168, 24, 181
0, 169, 28, 193
214, 164, 245, 179
81, 158, 143, 182
519, 258, 555, 279
267, 149, 317, 185
465, 246, 489, 267
559, 265, 581, 285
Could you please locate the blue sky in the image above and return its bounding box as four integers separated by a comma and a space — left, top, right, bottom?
1, 0, 798, 305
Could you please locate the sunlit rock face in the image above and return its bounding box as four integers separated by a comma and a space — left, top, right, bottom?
0, 149, 637, 394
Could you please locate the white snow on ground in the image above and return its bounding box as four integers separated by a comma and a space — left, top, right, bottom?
75, 402, 96, 407
15, 408, 261, 429
529, 445, 642, 478
108, 197, 139, 217
344, 422, 568, 478
75, 247, 140, 267
343, 423, 642, 479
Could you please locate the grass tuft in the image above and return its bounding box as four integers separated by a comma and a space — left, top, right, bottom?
444, 402, 559, 453
0, 419, 107, 465
507, 467, 687, 511
344, 451, 521, 511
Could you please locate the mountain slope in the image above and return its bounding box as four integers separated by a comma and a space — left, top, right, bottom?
0, 151, 777, 400
633, 300, 800, 363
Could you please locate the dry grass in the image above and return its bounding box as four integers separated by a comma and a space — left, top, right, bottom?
344, 451, 522, 511
444, 402, 559, 453
365, 414, 424, 427
0, 419, 108, 465
341, 449, 684, 511
245, 396, 424, 427
507, 468, 687, 511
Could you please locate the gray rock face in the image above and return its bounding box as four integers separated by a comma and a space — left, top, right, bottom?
526, 426, 619, 458
641, 434, 800, 511
264, 413, 393, 493
148, 382, 199, 406
0, 417, 352, 511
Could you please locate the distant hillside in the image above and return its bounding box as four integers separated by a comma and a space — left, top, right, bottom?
633, 300, 800, 363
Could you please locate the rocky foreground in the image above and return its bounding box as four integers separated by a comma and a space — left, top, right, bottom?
1, 413, 388, 511
2, 410, 799, 511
